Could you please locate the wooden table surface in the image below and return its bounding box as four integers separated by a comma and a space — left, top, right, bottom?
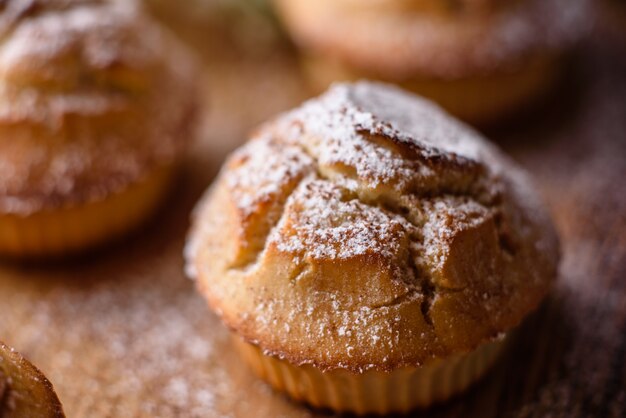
1, 5, 625, 417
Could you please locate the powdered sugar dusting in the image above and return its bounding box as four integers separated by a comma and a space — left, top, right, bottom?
265, 81, 500, 202
202, 82, 501, 265
226, 135, 314, 220
0, 240, 311, 417
291, 81, 488, 159
416, 196, 491, 273
271, 179, 412, 260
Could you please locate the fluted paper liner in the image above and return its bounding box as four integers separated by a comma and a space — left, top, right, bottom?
234, 335, 505, 415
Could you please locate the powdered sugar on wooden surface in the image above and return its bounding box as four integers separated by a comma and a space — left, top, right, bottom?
0, 231, 313, 418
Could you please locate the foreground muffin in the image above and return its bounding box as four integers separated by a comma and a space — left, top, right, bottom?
0, 0, 199, 257
185, 82, 559, 414
0, 342, 65, 418
273, 0, 590, 123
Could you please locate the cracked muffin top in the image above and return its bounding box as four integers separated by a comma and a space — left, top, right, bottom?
0, 0, 199, 215
185, 82, 559, 372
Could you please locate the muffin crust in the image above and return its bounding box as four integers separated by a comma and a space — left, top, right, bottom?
186, 82, 559, 372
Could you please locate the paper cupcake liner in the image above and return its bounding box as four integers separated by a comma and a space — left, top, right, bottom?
302, 53, 559, 124
233, 335, 505, 415
0, 165, 176, 258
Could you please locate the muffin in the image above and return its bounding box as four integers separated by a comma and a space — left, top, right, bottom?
0, 342, 65, 418
0, 0, 199, 257
185, 82, 559, 414
273, 0, 590, 123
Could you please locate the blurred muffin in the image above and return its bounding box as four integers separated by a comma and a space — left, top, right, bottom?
0, 0, 199, 257
273, 0, 590, 123
185, 82, 559, 414
0, 342, 65, 418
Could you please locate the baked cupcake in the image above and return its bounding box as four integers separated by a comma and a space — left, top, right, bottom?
0, 0, 199, 257
0, 342, 65, 418
185, 82, 559, 414
272, 0, 590, 123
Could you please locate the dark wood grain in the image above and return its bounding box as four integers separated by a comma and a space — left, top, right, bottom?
0, 5, 624, 417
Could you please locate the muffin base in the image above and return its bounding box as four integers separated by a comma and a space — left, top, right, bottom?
303, 53, 559, 124
0, 166, 176, 258
233, 335, 505, 415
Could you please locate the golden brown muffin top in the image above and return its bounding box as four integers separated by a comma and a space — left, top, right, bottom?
0, 341, 65, 418
274, 0, 591, 79
186, 82, 559, 372
0, 0, 199, 214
